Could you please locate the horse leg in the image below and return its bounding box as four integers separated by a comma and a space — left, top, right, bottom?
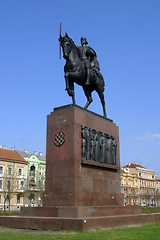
65, 72, 74, 97
97, 89, 107, 118
72, 94, 75, 104
83, 88, 93, 109
65, 72, 70, 91
70, 83, 75, 104
102, 101, 107, 118
67, 79, 76, 105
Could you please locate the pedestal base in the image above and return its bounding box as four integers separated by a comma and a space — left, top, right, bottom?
0, 213, 160, 231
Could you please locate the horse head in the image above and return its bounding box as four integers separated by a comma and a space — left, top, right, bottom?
59, 33, 75, 60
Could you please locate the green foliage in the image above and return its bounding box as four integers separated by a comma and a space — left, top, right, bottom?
0, 222, 160, 239
142, 207, 160, 213
0, 211, 20, 216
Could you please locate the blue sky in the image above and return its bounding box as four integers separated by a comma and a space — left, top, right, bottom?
0, 0, 160, 174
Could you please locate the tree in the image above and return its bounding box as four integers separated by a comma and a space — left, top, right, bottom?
2, 163, 17, 211
155, 189, 160, 206
22, 172, 34, 206
23, 170, 45, 206
38, 175, 45, 206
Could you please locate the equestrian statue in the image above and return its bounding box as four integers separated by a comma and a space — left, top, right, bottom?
59, 31, 107, 118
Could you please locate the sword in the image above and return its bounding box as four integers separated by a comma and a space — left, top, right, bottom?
59, 22, 62, 59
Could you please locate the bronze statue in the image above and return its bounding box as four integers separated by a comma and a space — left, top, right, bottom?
94, 130, 100, 162
100, 133, 106, 164
59, 32, 107, 118
106, 135, 113, 164
77, 37, 100, 85
90, 129, 95, 161
81, 126, 117, 165
112, 136, 117, 165
85, 127, 91, 160
81, 126, 86, 160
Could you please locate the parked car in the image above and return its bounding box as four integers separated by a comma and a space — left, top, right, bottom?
139, 203, 147, 207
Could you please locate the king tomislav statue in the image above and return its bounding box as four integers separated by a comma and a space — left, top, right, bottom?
59, 32, 107, 118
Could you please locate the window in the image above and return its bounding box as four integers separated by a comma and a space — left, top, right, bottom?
20, 181, 24, 190
8, 167, 12, 175
18, 168, 22, 176
7, 195, 9, 203
29, 194, 34, 201
30, 166, 35, 177
39, 181, 41, 188
0, 166, 3, 174
7, 180, 11, 190
17, 195, 20, 203
0, 180, 2, 189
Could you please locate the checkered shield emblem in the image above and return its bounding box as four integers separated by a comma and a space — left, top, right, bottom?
54, 132, 65, 147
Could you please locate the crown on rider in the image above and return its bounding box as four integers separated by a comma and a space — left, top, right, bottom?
80, 37, 88, 45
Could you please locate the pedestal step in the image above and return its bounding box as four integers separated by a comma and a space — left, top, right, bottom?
0, 213, 160, 231
20, 206, 142, 218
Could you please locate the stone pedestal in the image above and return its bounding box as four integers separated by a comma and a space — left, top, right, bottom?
18, 105, 149, 231
43, 104, 123, 209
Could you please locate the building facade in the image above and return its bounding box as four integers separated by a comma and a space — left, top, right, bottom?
121, 163, 157, 206
121, 168, 139, 205
16, 150, 46, 206
0, 147, 27, 210
156, 175, 160, 206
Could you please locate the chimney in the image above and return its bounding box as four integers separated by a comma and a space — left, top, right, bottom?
2, 146, 7, 149
39, 152, 42, 156
34, 151, 37, 155
11, 147, 15, 151
128, 162, 131, 166
24, 150, 29, 153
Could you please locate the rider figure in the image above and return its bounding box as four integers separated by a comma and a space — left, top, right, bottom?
78, 37, 100, 85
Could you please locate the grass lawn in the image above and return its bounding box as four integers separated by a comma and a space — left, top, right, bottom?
142, 207, 160, 213
0, 211, 20, 216
0, 221, 159, 239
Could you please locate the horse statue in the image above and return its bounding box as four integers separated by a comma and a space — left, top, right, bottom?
59, 33, 107, 118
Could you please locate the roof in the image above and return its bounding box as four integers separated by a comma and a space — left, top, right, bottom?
120, 168, 136, 175
0, 148, 27, 163
122, 163, 146, 169
16, 150, 46, 161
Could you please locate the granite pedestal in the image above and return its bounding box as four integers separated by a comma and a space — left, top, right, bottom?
44, 104, 123, 208
21, 104, 125, 218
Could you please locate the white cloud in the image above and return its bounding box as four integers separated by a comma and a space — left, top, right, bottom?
136, 133, 160, 141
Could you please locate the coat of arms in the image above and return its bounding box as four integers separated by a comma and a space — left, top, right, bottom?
54, 132, 65, 147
